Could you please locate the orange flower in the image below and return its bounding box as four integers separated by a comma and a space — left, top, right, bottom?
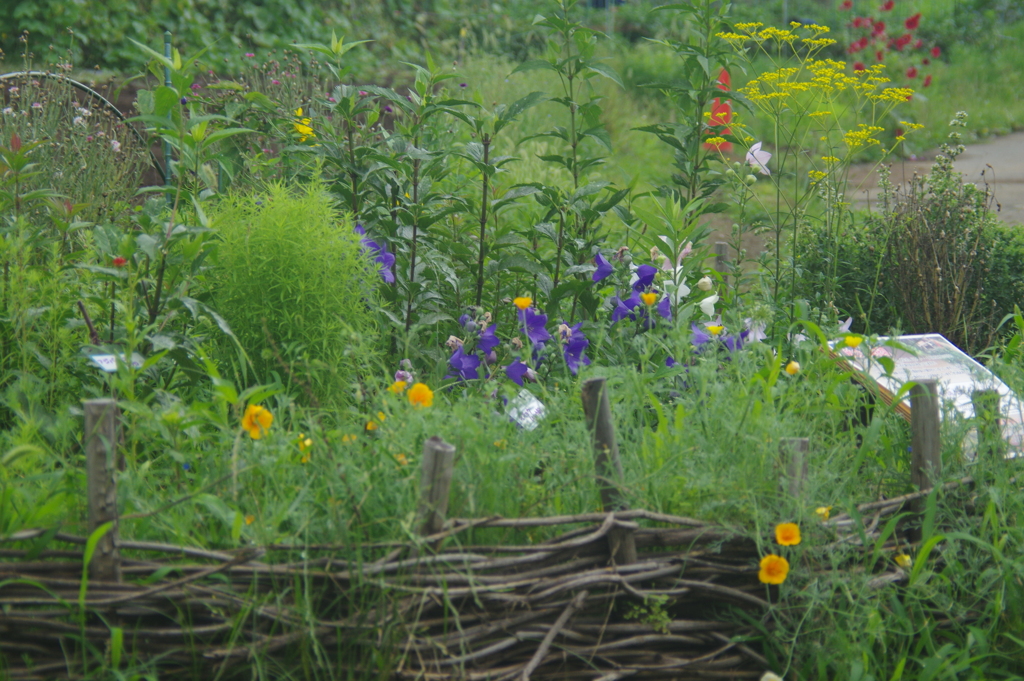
408, 382, 434, 408
513, 296, 533, 310
242, 404, 273, 439
775, 522, 801, 546
758, 554, 790, 585
640, 292, 657, 306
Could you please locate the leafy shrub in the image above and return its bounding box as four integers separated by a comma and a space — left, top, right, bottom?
796, 115, 1024, 353
210, 181, 380, 407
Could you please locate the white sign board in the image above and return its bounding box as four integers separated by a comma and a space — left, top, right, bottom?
89, 353, 145, 373
507, 389, 546, 431
835, 334, 1023, 455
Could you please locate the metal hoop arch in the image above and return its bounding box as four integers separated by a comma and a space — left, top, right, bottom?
0, 70, 163, 175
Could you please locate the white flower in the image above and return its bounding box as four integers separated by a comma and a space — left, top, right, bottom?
699, 293, 719, 317
746, 141, 772, 175
697, 276, 713, 291
744, 318, 767, 343
73, 116, 84, 126
76, 106, 91, 117
110, 139, 121, 153
760, 673, 783, 681
839, 316, 853, 333
1, 107, 11, 115
669, 280, 691, 305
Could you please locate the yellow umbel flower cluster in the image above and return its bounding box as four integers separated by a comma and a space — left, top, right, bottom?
843, 123, 886, 150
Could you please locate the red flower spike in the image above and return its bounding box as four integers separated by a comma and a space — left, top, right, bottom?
895, 127, 904, 137
708, 99, 732, 127
905, 13, 921, 30
715, 68, 730, 92
112, 257, 128, 268
923, 75, 933, 87
876, 50, 885, 61
853, 61, 867, 71
881, 0, 894, 10
841, 0, 853, 8
923, 58, 930, 65
10, 132, 21, 152
906, 66, 918, 78
931, 46, 941, 58
914, 38, 923, 49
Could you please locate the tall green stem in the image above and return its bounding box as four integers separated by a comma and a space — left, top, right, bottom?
474, 134, 491, 307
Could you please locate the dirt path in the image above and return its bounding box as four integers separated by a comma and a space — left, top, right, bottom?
847, 132, 1024, 225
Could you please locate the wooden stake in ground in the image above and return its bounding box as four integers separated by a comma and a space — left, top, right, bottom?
910, 380, 941, 542
417, 436, 456, 537
910, 380, 941, 491
581, 378, 636, 565
84, 398, 121, 582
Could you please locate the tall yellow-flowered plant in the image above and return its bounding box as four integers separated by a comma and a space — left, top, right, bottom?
714, 21, 923, 328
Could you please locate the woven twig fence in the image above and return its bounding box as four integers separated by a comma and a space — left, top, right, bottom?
0, 509, 773, 680
0, 378, 979, 679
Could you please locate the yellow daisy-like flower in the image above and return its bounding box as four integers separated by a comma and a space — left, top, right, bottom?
388, 380, 409, 394
640, 292, 658, 306
245, 514, 255, 525
775, 522, 802, 546
341, 433, 357, 443
706, 325, 724, 336
758, 554, 790, 585
815, 506, 832, 522
292, 107, 316, 142
785, 361, 801, 375
242, 404, 273, 440
513, 296, 533, 310
297, 433, 313, 452
844, 335, 863, 348
395, 453, 409, 466
894, 553, 913, 569
365, 411, 386, 431
408, 382, 434, 408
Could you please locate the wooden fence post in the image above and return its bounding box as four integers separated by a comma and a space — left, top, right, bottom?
910, 380, 941, 541
779, 438, 809, 500
84, 398, 121, 582
417, 436, 456, 537
971, 389, 1004, 461
910, 380, 941, 490
581, 378, 636, 565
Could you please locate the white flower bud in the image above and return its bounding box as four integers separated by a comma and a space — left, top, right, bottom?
697, 276, 713, 291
